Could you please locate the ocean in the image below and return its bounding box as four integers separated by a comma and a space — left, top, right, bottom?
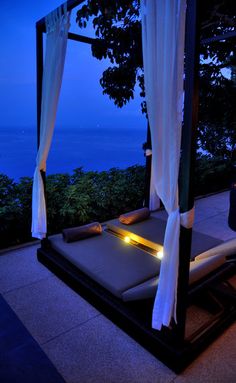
0, 126, 146, 181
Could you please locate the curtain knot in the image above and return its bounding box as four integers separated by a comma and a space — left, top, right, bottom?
180, 207, 195, 229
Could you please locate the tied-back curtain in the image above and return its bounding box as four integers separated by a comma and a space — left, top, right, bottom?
32, 4, 70, 239
141, 0, 186, 329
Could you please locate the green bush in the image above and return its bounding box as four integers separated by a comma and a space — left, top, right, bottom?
194, 155, 234, 196
0, 166, 145, 249
0, 175, 34, 248
50, 165, 146, 233
0, 158, 234, 250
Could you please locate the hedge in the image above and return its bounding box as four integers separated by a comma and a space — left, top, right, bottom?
0, 156, 234, 249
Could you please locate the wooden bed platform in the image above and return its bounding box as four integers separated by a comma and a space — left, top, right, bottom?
37, 217, 236, 372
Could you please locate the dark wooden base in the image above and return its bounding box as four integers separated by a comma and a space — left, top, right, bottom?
37, 244, 236, 373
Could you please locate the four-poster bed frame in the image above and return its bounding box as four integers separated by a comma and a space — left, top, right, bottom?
36, 0, 236, 372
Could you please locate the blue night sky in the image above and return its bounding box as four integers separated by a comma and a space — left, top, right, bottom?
0, 0, 146, 178
0, 0, 145, 130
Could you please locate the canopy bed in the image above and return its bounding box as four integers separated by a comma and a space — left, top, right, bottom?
33, 0, 236, 372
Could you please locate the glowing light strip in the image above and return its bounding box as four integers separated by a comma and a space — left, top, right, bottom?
124, 236, 130, 243
122, 233, 164, 260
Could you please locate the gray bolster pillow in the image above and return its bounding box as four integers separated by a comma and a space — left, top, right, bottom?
119, 207, 150, 225
62, 222, 102, 243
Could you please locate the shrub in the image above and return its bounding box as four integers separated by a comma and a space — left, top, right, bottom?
0, 174, 21, 248
0, 166, 146, 249
194, 155, 234, 196
0, 158, 234, 250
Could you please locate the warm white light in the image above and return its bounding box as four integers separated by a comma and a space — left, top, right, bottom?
124, 236, 130, 243
156, 250, 164, 260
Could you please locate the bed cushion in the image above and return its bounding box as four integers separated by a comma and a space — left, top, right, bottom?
49, 232, 161, 299
62, 222, 102, 243
122, 253, 226, 302
119, 208, 150, 225
107, 216, 223, 259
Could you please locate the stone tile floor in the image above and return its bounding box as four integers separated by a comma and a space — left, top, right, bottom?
1, 191, 236, 383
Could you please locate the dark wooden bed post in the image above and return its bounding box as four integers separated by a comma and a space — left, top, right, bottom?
36, 25, 43, 150
36, 23, 48, 245
175, 0, 200, 341
144, 123, 152, 208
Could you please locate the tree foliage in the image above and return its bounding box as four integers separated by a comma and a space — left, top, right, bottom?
198, 1, 236, 159
77, 0, 236, 158
76, 0, 145, 110
198, 69, 236, 158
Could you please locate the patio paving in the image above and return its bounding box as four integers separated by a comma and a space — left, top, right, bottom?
0, 191, 236, 382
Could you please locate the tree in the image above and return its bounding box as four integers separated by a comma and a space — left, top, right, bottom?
198, 1, 236, 159
76, 0, 236, 158
198, 65, 236, 159
76, 0, 146, 111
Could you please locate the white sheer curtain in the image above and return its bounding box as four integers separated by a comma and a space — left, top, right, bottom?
32, 4, 70, 239
141, 0, 187, 329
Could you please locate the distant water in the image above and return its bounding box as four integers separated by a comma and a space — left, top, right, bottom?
0, 126, 146, 181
